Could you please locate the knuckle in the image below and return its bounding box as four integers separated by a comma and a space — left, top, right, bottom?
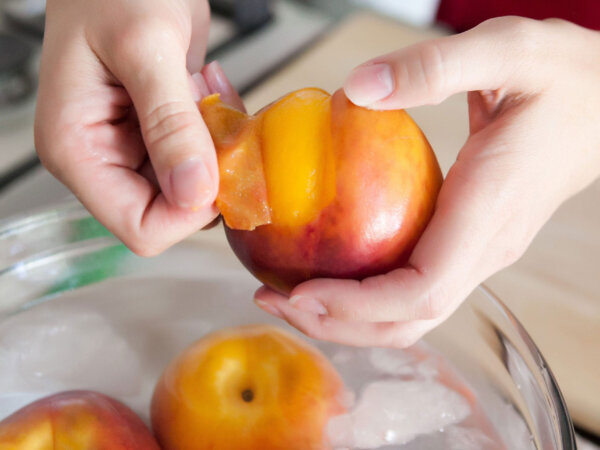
501, 246, 522, 267
296, 322, 322, 341
496, 212, 536, 269
125, 238, 164, 258
142, 102, 199, 153
34, 123, 55, 172
406, 333, 421, 347
502, 15, 535, 29
327, 303, 351, 321
540, 18, 582, 41
111, 17, 181, 64
304, 316, 337, 341
34, 115, 74, 179
120, 217, 166, 258
357, 276, 388, 320
395, 333, 420, 349
386, 326, 420, 349
418, 286, 447, 320
479, 16, 543, 58
327, 298, 364, 322
360, 274, 387, 293
504, 17, 544, 56
481, 15, 534, 34
499, 228, 531, 267
304, 329, 322, 341
542, 17, 568, 26
414, 42, 447, 104
36, 148, 58, 178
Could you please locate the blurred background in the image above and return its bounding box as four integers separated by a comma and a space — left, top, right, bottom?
0, 0, 598, 447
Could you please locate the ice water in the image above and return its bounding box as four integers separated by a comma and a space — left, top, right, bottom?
0, 272, 533, 449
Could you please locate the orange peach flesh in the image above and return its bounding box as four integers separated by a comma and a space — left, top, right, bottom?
260, 88, 336, 227
200, 88, 336, 231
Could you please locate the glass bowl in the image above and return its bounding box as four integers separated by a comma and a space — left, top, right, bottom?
0, 202, 576, 449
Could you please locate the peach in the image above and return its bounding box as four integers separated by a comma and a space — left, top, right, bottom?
201, 88, 442, 294
151, 324, 346, 450
0, 390, 159, 449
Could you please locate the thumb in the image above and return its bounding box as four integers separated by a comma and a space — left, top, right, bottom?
109, 35, 218, 210
343, 17, 543, 109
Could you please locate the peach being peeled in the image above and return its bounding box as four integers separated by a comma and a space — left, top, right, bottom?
0, 390, 159, 449
151, 324, 346, 450
201, 88, 443, 294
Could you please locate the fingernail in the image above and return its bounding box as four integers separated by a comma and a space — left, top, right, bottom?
202, 61, 246, 112
203, 61, 233, 96
170, 158, 214, 209
289, 295, 328, 315
255, 299, 283, 318
344, 63, 394, 106
191, 72, 210, 101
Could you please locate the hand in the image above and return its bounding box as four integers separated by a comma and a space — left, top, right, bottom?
254, 17, 600, 347
35, 0, 243, 256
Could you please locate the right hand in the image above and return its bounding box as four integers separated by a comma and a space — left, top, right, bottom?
35, 0, 243, 256
254, 17, 600, 347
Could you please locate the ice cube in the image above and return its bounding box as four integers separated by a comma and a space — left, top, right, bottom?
442, 426, 501, 449
328, 379, 471, 449
0, 306, 143, 407
368, 348, 415, 376
413, 357, 439, 380
368, 347, 442, 382
332, 349, 356, 365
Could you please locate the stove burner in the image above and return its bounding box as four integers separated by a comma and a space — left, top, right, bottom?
0, 32, 35, 106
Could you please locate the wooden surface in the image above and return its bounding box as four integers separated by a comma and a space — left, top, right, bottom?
242, 12, 600, 433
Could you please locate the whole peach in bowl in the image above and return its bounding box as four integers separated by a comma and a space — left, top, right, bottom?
151, 324, 346, 450
0, 390, 159, 449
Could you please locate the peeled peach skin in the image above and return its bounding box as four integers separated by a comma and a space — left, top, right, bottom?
0, 390, 160, 449
151, 324, 346, 450
201, 88, 443, 294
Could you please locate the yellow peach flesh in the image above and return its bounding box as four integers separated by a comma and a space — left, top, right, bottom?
261, 88, 336, 227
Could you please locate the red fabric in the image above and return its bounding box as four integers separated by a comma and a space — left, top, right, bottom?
436, 0, 600, 31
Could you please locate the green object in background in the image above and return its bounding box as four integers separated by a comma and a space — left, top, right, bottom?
45, 216, 132, 296
70, 215, 114, 241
